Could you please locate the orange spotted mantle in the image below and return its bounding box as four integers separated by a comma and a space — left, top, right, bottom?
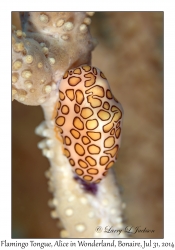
54, 65, 123, 183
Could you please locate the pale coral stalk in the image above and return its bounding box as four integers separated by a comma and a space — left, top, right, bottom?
12, 11, 126, 238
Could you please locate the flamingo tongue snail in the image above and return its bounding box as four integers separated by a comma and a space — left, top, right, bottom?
54, 65, 123, 183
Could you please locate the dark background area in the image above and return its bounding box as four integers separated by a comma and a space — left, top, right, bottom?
12, 12, 163, 238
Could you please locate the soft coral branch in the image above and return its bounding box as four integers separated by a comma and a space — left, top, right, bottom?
12, 11, 126, 238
